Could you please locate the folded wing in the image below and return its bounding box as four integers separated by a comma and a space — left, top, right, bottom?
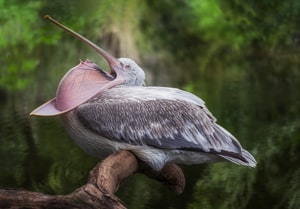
75, 86, 256, 167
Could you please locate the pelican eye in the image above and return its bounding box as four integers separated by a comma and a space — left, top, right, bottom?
124, 64, 131, 70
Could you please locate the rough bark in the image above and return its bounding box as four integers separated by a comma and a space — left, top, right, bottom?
0, 150, 185, 209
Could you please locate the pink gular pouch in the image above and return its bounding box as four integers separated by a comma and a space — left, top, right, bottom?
30, 60, 124, 116
30, 16, 125, 116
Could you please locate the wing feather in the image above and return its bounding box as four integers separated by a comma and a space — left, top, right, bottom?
76, 87, 245, 159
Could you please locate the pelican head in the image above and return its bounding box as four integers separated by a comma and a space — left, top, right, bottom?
118, 58, 145, 86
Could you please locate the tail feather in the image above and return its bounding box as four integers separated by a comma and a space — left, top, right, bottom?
219, 149, 257, 168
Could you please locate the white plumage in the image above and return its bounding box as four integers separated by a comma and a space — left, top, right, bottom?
62, 80, 256, 171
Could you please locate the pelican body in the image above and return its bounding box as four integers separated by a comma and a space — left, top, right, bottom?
31, 16, 256, 171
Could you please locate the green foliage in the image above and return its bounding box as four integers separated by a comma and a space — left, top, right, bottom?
188, 165, 256, 209
256, 121, 300, 209
0, 0, 40, 49
0, 0, 41, 91
188, 0, 245, 49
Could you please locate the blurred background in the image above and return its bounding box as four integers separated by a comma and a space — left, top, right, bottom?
0, 0, 299, 208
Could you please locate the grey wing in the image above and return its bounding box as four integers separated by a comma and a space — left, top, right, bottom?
144, 86, 217, 122
76, 95, 244, 159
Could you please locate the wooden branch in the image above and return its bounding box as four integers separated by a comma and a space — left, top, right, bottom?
0, 150, 185, 209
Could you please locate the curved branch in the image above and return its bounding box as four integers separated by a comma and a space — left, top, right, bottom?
0, 150, 185, 209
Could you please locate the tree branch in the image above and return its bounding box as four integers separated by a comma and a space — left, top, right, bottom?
0, 150, 185, 209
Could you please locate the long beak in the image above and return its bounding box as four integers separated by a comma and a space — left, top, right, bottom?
30, 16, 126, 116
44, 15, 122, 74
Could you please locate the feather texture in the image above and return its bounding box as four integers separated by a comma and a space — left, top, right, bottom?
67, 86, 256, 169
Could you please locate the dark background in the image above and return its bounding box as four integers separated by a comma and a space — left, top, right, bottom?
0, 0, 299, 208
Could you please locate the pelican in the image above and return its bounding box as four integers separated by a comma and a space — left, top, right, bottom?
31, 16, 256, 171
